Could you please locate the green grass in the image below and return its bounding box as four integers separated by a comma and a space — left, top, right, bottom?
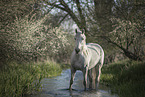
101, 60, 145, 97
0, 61, 62, 97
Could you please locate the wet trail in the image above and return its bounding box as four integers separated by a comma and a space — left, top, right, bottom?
27, 69, 117, 97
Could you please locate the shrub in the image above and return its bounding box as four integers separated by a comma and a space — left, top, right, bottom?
0, 12, 74, 64
0, 61, 62, 97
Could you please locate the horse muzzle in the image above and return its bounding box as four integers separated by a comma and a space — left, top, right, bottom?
75, 48, 80, 54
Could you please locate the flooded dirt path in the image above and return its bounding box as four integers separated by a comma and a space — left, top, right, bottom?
27, 69, 117, 97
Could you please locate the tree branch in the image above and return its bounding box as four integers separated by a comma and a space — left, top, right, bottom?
100, 35, 142, 61
45, 0, 81, 29
57, 13, 69, 26
58, 0, 82, 29
44, 0, 87, 31
75, 0, 86, 30
44, 1, 66, 11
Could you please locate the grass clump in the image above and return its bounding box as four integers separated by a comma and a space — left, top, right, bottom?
101, 60, 145, 97
0, 60, 62, 97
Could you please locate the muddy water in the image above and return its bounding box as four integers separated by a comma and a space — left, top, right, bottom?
27, 69, 117, 97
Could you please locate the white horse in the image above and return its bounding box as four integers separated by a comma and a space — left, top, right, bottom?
69, 29, 104, 91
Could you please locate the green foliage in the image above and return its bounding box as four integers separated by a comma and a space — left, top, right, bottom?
33, 60, 62, 78
101, 60, 145, 97
0, 61, 62, 97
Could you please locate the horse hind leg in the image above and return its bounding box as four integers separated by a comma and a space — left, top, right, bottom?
88, 70, 93, 89
96, 54, 104, 87
89, 67, 96, 90
96, 64, 103, 87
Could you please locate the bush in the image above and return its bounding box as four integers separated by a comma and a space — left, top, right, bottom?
0, 12, 74, 64
0, 0, 74, 65
0, 61, 62, 97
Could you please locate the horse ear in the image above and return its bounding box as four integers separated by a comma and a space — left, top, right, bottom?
82, 29, 85, 34
75, 29, 77, 33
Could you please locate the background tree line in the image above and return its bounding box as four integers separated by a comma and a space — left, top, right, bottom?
43, 0, 144, 62
0, 0, 144, 67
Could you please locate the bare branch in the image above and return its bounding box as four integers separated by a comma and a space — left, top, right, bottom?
44, 1, 66, 11
57, 13, 69, 26
75, 0, 86, 30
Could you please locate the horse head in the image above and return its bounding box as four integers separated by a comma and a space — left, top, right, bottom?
74, 29, 86, 54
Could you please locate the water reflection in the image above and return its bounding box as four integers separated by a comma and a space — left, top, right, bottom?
27, 69, 117, 97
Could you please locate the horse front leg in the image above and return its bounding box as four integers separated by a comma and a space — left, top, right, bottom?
83, 67, 88, 91
69, 67, 76, 91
